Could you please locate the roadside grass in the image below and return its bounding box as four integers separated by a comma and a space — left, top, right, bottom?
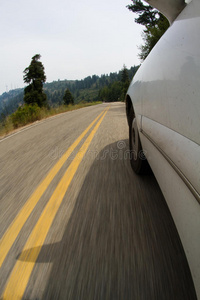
0, 101, 102, 138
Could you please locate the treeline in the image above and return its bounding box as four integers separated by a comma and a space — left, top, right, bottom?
0, 65, 139, 121
98, 65, 139, 102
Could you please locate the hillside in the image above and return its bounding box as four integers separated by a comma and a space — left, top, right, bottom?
0, 65, 139, 120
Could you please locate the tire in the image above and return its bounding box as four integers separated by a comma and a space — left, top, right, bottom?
129, 106, 148, 174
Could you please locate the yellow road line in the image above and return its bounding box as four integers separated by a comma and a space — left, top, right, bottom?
2, 107, 109, 299
0, 108, 106, 268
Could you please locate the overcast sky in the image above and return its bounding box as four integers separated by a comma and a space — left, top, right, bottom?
0, 0, 143, 96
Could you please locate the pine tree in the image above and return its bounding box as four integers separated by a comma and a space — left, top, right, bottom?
127, 0, 169, 60
63, 89, 74, 105
121, 65, 130, 100
23, 54, 47, 107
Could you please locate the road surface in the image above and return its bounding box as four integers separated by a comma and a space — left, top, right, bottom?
0, 102, 196, 299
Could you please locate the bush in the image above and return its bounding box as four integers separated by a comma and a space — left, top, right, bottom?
11, 104, 41, 128
0, 101, 102, 136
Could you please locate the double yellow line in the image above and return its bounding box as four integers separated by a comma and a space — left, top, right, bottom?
0, 106, 109, 299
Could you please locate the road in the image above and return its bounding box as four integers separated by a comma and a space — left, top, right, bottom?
0, 102, 196, 299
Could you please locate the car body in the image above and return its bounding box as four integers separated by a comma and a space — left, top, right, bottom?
125, 0, 200, 298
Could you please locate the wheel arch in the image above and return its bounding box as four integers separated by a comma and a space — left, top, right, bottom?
125, 94, 135, 127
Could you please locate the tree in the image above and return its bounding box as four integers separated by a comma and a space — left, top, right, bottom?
98, 81, 123, 102
63, 89, 74, 105
127, 0, 169, 60
23, 54, 47, 107
121, 65, 130, 100
121, 65, 130, 83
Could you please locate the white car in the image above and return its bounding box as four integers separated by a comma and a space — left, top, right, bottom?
126, 0, 200, 298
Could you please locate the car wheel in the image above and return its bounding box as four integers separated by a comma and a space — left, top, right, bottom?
129, 106, 148, 174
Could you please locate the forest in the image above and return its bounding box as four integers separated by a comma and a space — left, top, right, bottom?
0, 65, 139, 121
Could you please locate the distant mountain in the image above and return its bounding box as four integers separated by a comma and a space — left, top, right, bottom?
0, 89, 24, 119
0, 66, 139, 120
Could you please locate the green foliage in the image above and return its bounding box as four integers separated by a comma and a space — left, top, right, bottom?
11, 104, 41, 128
0, 65, 140, 117
98, 65, 133, 102
23, 54, 47, 107
121, 65, 130, 100
121, 65, 129, 83
63, 89, 74, 105
139, 14, 169, 60
0, 89, 23, 120
23, 54, 46, 84
24, 88, 47, 107
99, 81, 123, 102
127, 0, 160, 26
127, 0, 169, 60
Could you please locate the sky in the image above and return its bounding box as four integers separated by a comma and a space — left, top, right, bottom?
0, 0, 143, 96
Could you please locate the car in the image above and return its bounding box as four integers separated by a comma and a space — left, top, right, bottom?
125, 0, 200, 298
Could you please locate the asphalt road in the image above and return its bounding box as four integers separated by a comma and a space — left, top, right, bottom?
0, 102, 196, 299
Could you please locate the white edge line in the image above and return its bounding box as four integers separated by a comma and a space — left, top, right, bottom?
0, 104, 104, 143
